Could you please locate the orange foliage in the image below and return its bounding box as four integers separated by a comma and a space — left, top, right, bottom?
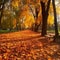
48, 15, 54, 25
0, 30, 59, 60
11, 0, 20, 8
13, 18, 16, 29
11, 0, 55, 28
20, 5, 35, 28
56, 7, 60, 14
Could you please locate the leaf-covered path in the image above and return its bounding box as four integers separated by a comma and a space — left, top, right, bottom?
0, 30, 60, 60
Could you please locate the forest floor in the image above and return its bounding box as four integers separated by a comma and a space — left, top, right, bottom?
0, 30, 60, 60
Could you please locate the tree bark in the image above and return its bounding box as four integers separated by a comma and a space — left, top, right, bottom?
0, 1, 5, 29
41, 2, 47, 36
41, 0, 51, 36
34, 7, 39, 32
52, 0, 59, 36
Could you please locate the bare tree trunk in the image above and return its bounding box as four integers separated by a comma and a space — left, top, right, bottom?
41, 0, 51, 36
52, 0, 59, 36
41, 2, 47, 36
34, 8, 39, 32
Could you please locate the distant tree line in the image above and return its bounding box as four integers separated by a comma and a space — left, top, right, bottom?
0, 0, 59, 38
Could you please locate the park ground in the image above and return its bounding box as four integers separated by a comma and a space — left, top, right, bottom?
0, 30, 60, 60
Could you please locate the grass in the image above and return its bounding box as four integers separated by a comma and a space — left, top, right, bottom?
0, 29, 60, 34
0, 30, 17, 34
47, 30, 55, 33
0, 30, 9, 33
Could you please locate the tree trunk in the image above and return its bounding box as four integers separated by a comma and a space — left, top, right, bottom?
28, 5, 39, 32
16, 18, 19, 30
0, 1, 5, 29
41, 2, 47, 36
52, 0, 59, 36
34, 8, 39, 32
41, 0, 51, 36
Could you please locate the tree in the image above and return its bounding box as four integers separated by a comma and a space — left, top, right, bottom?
41, 0, 51, 36
34, 5, 40, 32
11, 0, 22, 30
0, 0, 9, 29
28, 0, 51, 33
52, 0, 59, 36
0, 0, 5, 29
28, 3, 40, 31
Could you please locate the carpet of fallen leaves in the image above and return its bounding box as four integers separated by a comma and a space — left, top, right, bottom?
0, 30, 60, 60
